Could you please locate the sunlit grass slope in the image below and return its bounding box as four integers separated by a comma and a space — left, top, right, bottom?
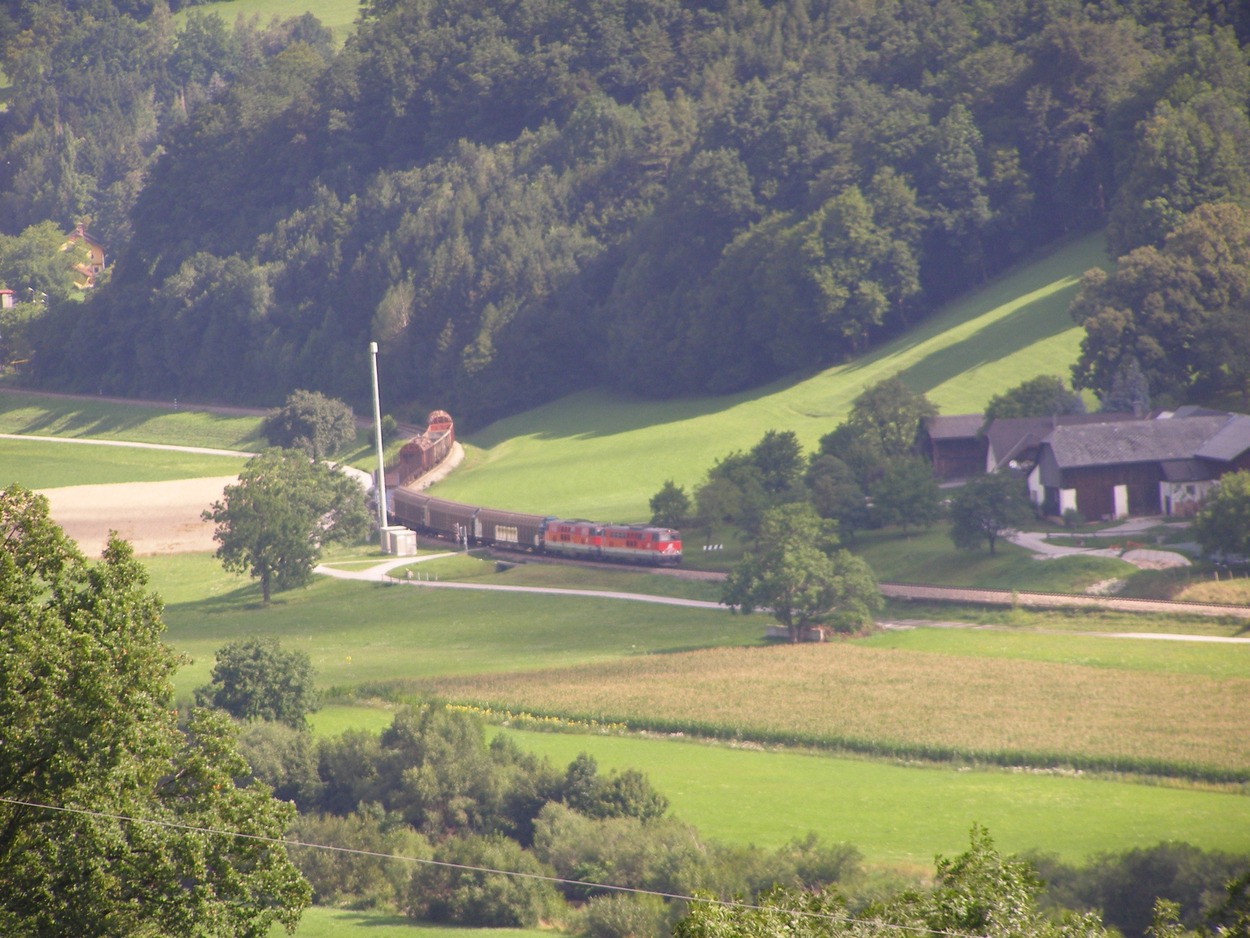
437, 232, 1108, 519
0, 392, 265, 450
0, 437, 246, 488
174, 0, 361, 43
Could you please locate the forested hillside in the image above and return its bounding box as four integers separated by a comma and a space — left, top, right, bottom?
4, 0, 1249, 424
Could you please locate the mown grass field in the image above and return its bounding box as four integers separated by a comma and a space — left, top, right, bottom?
0, 390, 412, 475
0, 391, 265, 449
0, 436, 248, 488
490, 727, 1250, 866
436, 233, 1107, 519
150, 554, 760, 698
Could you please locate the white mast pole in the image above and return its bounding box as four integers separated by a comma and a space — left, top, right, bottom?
369, 341, 388, 550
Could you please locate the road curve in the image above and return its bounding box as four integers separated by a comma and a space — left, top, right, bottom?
315, 554, 727, 610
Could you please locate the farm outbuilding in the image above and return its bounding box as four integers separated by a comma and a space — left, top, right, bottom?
921, 408, 1250, 521
1030, 413, 1250, 520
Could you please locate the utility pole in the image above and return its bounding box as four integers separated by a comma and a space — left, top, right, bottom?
369, 341, 388, 549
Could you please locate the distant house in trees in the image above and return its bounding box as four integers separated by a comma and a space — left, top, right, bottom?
920, 410, 1250, 520
0, 289, 13, 309
62, 224, 106, 288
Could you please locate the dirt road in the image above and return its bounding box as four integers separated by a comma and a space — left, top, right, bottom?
38, 476, 235, 557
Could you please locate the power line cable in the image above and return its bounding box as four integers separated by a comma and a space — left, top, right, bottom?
0, 794, 990, 938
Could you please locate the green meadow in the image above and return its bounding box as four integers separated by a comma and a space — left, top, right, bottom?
140, 550, 1250, 870
0, 436, 247, 488
436, 232, 1107, 519
0, 391, 264, 450
174, 0, 363, 44
491, 728, 1250, 867
150, 554, 761, 698
269, 907, 546, 938
848, 525, 1136, 591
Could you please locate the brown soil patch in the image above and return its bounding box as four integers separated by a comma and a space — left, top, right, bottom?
39, 476, 237, 557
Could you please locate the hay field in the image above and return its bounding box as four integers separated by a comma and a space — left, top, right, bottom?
418, 641, 1250, 778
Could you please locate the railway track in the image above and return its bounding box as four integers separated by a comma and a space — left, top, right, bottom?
487, 548, 1249, 618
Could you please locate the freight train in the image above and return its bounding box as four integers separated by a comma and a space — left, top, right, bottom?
390, 487, 683, 565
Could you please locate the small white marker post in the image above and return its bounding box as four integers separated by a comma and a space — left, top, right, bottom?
369, 341, 388, 551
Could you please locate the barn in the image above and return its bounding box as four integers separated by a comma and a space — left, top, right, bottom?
1030, 413, 1250, 520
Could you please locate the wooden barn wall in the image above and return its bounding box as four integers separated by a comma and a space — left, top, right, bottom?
1064, 463, 1164, 519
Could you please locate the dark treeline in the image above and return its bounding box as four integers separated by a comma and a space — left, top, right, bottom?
5, 0, 1250, 423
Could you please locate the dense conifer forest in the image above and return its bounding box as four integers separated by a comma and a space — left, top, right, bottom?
2, 0, 1249, 424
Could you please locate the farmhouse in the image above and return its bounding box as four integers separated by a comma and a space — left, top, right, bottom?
1032, 412, 1250, 520
920, 412, 1141, 481
62, 224, 106, 288
922, 410, 1250, 520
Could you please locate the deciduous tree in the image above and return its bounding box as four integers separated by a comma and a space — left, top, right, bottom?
674, 826, 1114, 938
1194, 471, 1250, 560
948, 471, 1032, 554
0, 485, 310, 937
983, 375, 1085, 422
202, 449, 370, 602
845, 375, 937, 462
869, 456, 942, 532
722, 502, 881, 641
649, 479, 691, 527
196, 637, 320, 729
263, 389, 359, 461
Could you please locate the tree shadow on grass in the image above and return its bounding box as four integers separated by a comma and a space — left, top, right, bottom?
469, 236, 1106, 448
0, 392, 263, 448
162, 580, 269, 617
893, 278, 1083, 398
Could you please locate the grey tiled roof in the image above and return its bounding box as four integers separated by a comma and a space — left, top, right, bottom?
923, 414, 985, 440
1045, 416, 1233, 468
1196, 414, 1250, 461
984, 413, 1137, 469
1159, 458, 1212, 482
